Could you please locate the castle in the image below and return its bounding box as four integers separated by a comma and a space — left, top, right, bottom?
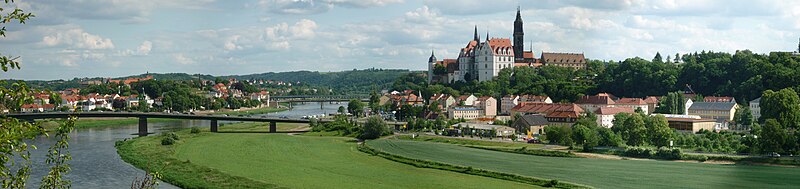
428, 8, 587, 83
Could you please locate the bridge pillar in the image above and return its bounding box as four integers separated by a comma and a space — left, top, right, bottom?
269, 121, 277, 133
138, 117, 148, 136
210, 119, 218, 132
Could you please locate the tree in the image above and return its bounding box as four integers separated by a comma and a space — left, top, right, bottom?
338, 106, 346, 114
347, 99, 365, 117
429, 100, 440, 113
358, 116, 388, 140
596, 127, 622, 147
138, 98, 148, 112
733, 105, 754, 130
1, 3, 74, 187
647, 115, 673, 148
655, 92, 685, 114
369, 90, 380, 113
674, 53, 681, 63
619, 113, 647, 146
760, 88, 800, 129
760, 119, 787, 154
653, 52, 663, 64
572, 124, 599, 151
433, 64, 447, 75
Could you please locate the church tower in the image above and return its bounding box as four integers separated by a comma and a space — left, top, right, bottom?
474, 25, 480, 42
513, 7, 524, 61
428, 50, 437, 82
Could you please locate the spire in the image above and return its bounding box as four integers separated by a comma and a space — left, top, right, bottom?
486, 31, 490, 42
797, 37, 800, 52
516, 6, 522, 21
428, 50, 437, 63
474, 25, 479, 41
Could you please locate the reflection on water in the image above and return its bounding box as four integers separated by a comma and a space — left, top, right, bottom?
23, 102, 342, 188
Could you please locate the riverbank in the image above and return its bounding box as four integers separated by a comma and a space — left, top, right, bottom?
40, 118, 182, 130
116, 130, 539, 188
206, 106, 288, 116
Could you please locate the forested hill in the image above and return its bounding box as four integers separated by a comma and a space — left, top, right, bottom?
229, 69, 415, 94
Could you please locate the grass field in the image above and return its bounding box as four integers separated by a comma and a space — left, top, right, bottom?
118, 132, 542, 188
172, 134, 540, 189
369, 139, 800, 189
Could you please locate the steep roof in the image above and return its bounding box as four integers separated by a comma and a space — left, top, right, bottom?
540, 52, 586, 64
594, 106, 635, 115
688, 102, 737, 111
511, 102, 583, 114
616, 98, 647, 105
643, 96, 660, 104
703, 96, 736, 103
576, 94, 615, 105
516, 114, 550, 126
486, 38, 514, 56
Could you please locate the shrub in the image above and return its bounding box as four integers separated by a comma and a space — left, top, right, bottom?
161, 137, 175, 145
165, 132, 180, 141
622, 147, 652, 158
545, 179, 559, 187
190, 127, 201, 134
655, 147, 682, 160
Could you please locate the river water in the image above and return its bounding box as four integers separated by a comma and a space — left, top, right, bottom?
22, 102, 343, 188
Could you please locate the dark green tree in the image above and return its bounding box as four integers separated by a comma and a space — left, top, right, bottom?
358, 116, 388, 140
760, 88, 800, 129
653, 52, 663, 63
347, 99, 365, 117
760, 119, 787, 154
647, 115, 673, 148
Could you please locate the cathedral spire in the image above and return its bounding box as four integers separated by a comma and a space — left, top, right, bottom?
797, 37, 800, 52
486, 31, 490, 42
474, 25, 479, 41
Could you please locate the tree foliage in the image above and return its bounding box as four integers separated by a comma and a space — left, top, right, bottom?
358, 116, 389, 140
760, 88, 800, 128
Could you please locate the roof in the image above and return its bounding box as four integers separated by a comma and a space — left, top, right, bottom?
665, 117, 717, 123
516, 114, 550, 126
546, 110, 581, 119
523, 51, 535, 59
703, 96, 736, 103
519, 95, 550, 102
487, 38, 514, 56
688, 102, 737, 111
511, 102, 583, 114
751, 97, 761, 103
595, 106, 635, 115
459, 40, 479, 58
576, 94, 615, 105
643, 96, 660, 104
452, 106, 480, 111
616, 98, 647, 105
540, 52, 586, 64
476, 96, 495, 101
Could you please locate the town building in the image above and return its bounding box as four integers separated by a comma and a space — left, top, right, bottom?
575, 93, 616, 113
665, 116, 717, 133
703, 96, 736, 104
539, 53, 587, 69
429, 94, 456, 110
594, 106, 635, 128
501, 95, 552, 115
448, 107, 483, 119
643, 96, 660, 115
474, 96, 497, 117
616, 98, 649, 115
457, 95, 478, 106
750, 97, 761, 122
510, 102, 583, 126
21, 104, 55, 113
512, 114, 549, 135
687, 102, 738, 130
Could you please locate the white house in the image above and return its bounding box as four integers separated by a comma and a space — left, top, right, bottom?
594, 106, 634, 128
750, 97, 761, 122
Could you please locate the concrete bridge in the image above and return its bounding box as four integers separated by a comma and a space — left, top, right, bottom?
4, 112, 406, 136
270, 95, 370, 103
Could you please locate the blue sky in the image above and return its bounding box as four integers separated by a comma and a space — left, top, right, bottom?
2, 0, 799, 80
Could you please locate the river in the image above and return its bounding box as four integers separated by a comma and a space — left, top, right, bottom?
22, 102, 343, 188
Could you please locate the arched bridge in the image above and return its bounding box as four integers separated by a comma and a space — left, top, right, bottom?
4, 112, 406, 137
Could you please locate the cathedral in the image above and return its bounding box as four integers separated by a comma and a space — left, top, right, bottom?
428, 8, 587, 83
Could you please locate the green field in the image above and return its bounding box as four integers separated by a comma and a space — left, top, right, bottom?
369, 139, 800, 189
119, 132, 541, 188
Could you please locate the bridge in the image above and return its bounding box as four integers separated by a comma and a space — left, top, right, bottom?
270, 95, 370, 103
4, 112, 406, 136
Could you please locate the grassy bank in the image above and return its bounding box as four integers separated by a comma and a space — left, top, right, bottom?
115, 131, 280, 188
217, 122, 309, 132
466, 146, 580, 158
210, 107, 287, 116
370, 139, 800, 189
68, 118, 180, 129
117, 132, 539, 188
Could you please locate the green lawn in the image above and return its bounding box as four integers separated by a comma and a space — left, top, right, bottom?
369, 139, 800, 189
172, 134, 540, 189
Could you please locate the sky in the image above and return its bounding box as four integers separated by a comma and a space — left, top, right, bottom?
1, 0, 799, 80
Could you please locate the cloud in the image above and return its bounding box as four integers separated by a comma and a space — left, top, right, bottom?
138, 41, 153, 55
174, 54, 195, 65
41, 27, 115, 49
258, 0, 402, 14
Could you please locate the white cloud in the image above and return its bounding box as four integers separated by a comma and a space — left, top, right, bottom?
258, 0, 402, 14
41, 28, 115, 49
174, 54, 195, 65
138, 41, 153, 55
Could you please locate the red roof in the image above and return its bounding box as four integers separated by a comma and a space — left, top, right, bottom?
616, 98, 647, 105
487, 38, 514, 56
546, 110, 581, 119
594, 106, 634, 115
510, 102, 583, 114
519, 95, 549, 102
643, 96, 660, 104
576, 94, 615, 105
523, 51, 535, 59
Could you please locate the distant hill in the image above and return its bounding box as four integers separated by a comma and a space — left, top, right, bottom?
229, 69, 415, 94
18, 69, 417, 94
